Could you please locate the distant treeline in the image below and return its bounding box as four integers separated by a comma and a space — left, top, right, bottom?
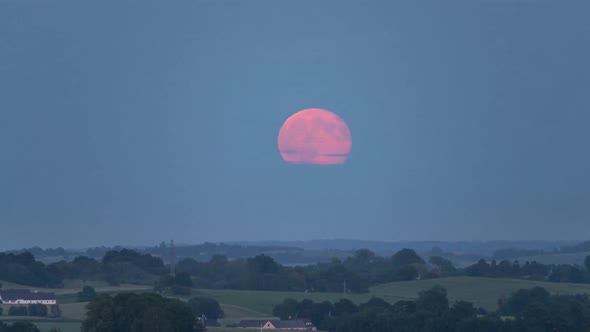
170, 248, 458, 293
7, 242, 350, 265
491, 248, 546, 260
464, 258, 590, 283
9, 239, 590, 267
0, 249, 164, 287
490, 240, 590, 260
272, 286, 590, 332
2, 248, 590, 291
560, 240, 590, 254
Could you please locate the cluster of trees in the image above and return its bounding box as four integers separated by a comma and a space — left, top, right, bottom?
49, 249, 166, 285
78, 285, 97, 302
0, 304, 61, 318
273, 285, 590, 331
464, 258, 590, 283
4, 247, 68, 259
173, 249, 452, 293
188, 296, 224, 320
81, 293, 205, 332
0, 322, 42, 332
0, 252, 62, 287
0, 249, 167, 287
497, 287, 590, 331
154, 271, 194, 295
0, 249, 165, 287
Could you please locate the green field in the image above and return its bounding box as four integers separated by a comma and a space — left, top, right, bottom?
34, 322, 81, 332
4, 276, 590, 330
370, 276, 590, 310
191, 288, 371, 316
0, 279, 151, 296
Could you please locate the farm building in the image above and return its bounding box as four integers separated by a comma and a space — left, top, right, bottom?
0, 289, 57, 305
238, 319, 316, 331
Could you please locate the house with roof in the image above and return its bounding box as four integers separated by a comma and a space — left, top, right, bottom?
238, 319, 316, 331
0, 289, 57, 305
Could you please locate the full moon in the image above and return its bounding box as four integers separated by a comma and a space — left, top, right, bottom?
278, 108, 352, 165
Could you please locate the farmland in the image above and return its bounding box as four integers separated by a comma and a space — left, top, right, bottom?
4, 276, 590, 331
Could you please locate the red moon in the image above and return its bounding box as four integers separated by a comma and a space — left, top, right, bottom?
278, 108, 352, 165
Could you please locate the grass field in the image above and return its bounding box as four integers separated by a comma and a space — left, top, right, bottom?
370, 276, 590, 310
34, 322, 81, 332
0, 279, 151, 296
191, 288, 372, 315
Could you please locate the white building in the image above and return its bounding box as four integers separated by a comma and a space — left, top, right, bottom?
0, 289, 57, 305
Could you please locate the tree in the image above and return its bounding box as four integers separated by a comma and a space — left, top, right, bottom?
448, 301, 476, 322
333, 299, 358, 316
351, 249, 376, 264
8, 306, 28, 316
82, 293, 204, 332
188, 296, 224, 319
154, 274, 175, 293
548, 264, 585, 283
393, 265, 419, 281
166, 299, 206, 332
78, 285, 97, 302
310, 301, 334, 325
498, 287, 550, 316
273, 298, 299, 320
520, 302, 552, 331
455, 316, 505, 332
175, 272, 193, 287
27, 303, 48, 317
48, 305, 62, 318
246, 255, 281, 274
429, 256, 456, 273
416, 285, 449, 315
391, 300, 416, 313
358, 297, 390, 312
391, 248, 425, 267
0, 252, 63, 288
585, 255, 590, 271
464, 259, 490, 277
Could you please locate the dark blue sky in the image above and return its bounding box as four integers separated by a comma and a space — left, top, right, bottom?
1, 1, 589, 249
